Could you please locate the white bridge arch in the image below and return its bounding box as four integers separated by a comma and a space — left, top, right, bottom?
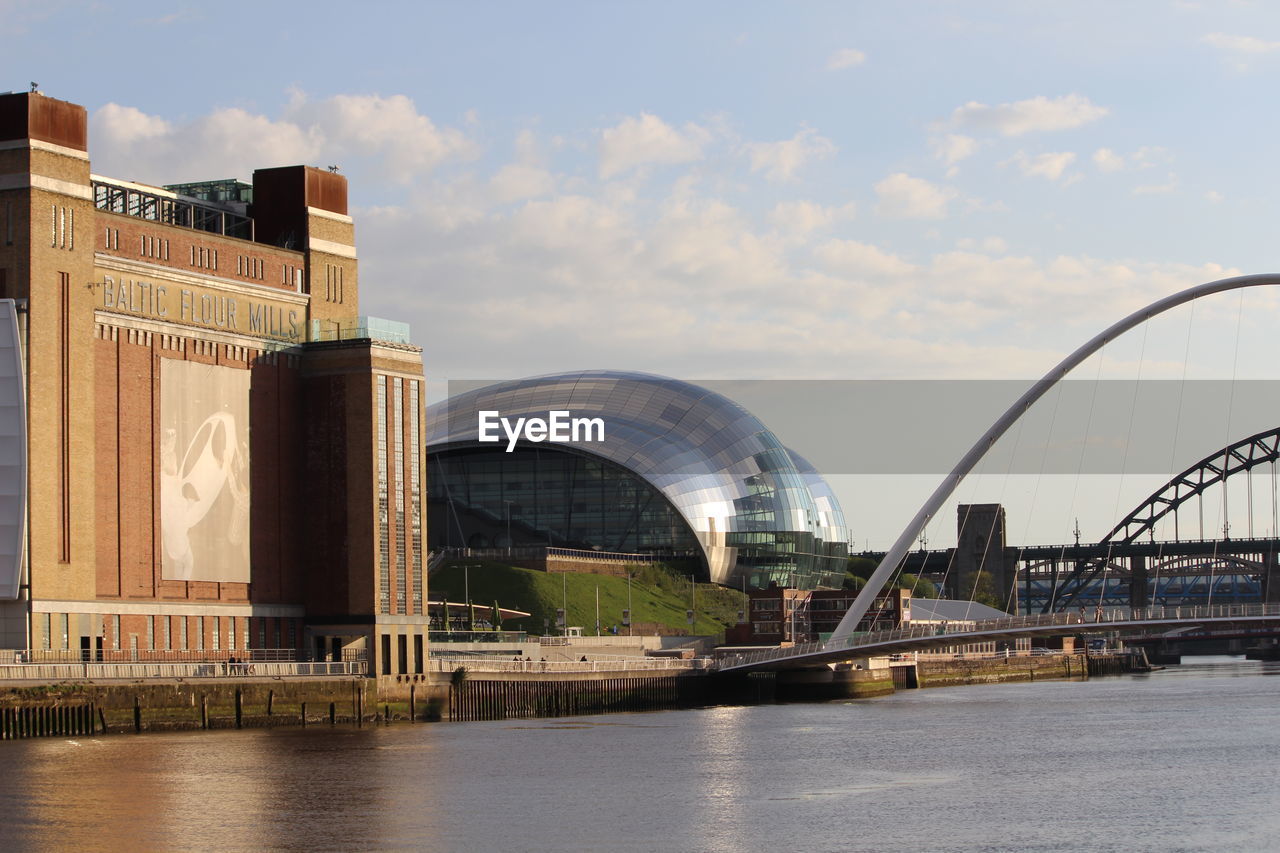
831, 273, 1280, 642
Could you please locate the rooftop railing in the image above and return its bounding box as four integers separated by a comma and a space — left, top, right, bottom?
310, 316, 412, 345
93, 178, 254, 240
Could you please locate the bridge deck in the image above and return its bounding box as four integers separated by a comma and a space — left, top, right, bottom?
718, 603, 1280, 672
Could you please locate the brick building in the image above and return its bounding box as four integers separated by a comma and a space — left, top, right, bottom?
726, 584, 912, 645
0, 90, 428, 677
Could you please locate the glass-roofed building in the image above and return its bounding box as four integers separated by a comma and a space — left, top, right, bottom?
426, 371, 850, 590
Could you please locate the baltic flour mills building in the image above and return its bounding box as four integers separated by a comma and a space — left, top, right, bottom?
0, 90, 428, 677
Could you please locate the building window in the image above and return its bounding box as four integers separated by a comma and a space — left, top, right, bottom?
409, 380, 422, 612
377, 376, 390, 614
394, 378, 406, 614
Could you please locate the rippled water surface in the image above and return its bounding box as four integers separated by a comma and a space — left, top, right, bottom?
2, 656, 1278, 852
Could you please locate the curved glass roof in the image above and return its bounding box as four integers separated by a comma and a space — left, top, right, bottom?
427, 371, 850, 588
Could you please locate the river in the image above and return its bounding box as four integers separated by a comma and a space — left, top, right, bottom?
2, 656, 1278, 852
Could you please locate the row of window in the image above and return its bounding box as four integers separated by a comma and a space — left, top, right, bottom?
51, 204, 73, 250
236, 254, 265, 279
324, 263, 345, 303
36, 613, 299, 652
140, 234, 170, 260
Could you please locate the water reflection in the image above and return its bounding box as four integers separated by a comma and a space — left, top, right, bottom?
2, 658, 1279, 851
5, 727, 408, 851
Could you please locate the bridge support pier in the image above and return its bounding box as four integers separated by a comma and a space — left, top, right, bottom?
1266, 551, 1280, 604
1129, 555, 1148, 609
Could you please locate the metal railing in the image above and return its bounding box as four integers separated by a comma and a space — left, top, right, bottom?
93, 179, 254, 240
427, 657, 713, 674
720, 602, 1280, 670
434, 546, 697, 564
428, 631, 528, 644
0, 660, 365, 681
17, 648, 301, 664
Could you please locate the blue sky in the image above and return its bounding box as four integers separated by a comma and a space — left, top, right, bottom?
8, 0, 1280, 547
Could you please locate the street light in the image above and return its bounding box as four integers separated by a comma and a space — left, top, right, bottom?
462, 563, 480, 633
626, 572, 633, 637
503, 499, 514, 555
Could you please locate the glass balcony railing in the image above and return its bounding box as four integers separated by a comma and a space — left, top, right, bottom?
311, 316, 412, 344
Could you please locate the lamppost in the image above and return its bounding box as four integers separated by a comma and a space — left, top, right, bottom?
686, 574, 696, 630
503, 499, 514, 555
461, 563, 479, 633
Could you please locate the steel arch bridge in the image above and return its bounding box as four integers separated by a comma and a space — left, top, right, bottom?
1040, 425, 1280, 611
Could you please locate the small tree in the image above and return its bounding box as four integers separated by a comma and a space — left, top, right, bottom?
449, 665, 469, 719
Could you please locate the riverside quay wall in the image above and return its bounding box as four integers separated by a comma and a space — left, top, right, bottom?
405, 670, 728, 723
760, 652, 1137, 703
0, 677, 374, 738
0, 653, 1146, 737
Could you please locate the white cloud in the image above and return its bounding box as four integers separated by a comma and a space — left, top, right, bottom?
826, 48, 867, 70
874, 173, 957, 219
1092, 148, 1124, 172
488, 163, 556, 204
932, 134, 978, 175
1202, 32, 1280, 54
743, 127, 836, 182
1007, 150, 1077, 181
93, 103, 171, 145
91, 104, 322, 185
816, 239, 916, 277
956, 237, 1008, 253
283, 93, 475, 178
1206, 190, 1225, 203
769, 200, 855, 235
950, 94, 1108, 136
90, 93, 474, 186
598, 113, 710, 178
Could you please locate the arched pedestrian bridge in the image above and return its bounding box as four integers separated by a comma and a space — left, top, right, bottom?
718, 603, 1280, 673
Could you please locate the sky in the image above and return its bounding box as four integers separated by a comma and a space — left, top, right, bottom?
7, 0, 1280, 549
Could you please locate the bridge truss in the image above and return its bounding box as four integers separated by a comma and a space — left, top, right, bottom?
1028, 426, 1280, 611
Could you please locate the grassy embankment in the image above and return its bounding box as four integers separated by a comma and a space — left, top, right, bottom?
431, 562, 745, 639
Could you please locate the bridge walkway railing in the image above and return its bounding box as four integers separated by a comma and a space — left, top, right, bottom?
719, 602, 1280, 671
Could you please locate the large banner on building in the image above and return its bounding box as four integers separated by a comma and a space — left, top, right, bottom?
160, 359, 251, 582
0, 301, 25, 601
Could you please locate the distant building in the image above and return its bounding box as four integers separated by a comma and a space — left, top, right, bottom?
0, 91, 427, 677
726, 587, 1027, 655
427, 371, 851, 590
726, 585, 911, 645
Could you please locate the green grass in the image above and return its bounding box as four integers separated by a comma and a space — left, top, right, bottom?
432, 561, 745, 639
